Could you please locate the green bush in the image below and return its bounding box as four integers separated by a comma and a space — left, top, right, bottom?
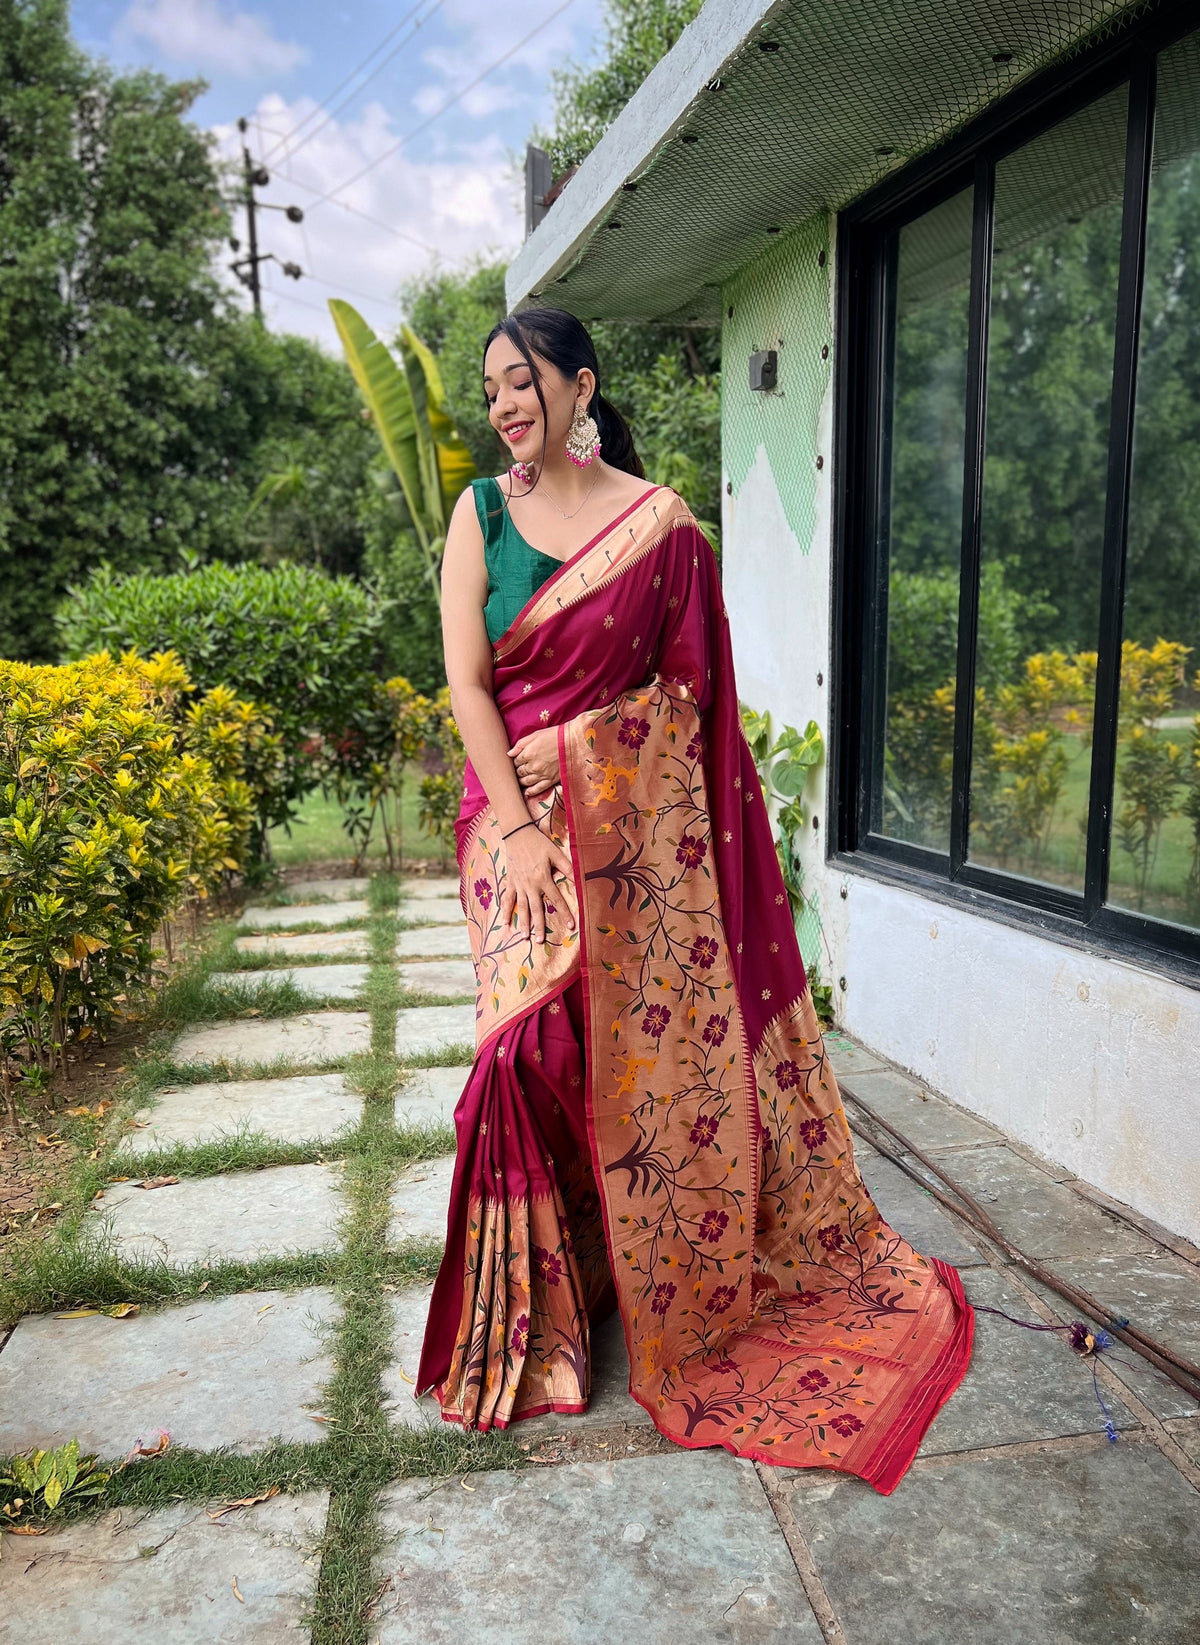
57, 562, 386, 855
0, 651, 260, 1097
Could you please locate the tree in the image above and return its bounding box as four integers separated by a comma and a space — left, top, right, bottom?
539, 0, 707, 174
0, 2, 375, 659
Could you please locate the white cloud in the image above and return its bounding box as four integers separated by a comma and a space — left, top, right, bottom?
213, 93, 524, 350
119, 0, 306, 78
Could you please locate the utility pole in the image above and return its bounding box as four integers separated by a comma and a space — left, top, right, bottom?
229, 117, 305, 321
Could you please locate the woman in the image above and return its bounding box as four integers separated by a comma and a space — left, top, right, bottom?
418, 308, 973, 1494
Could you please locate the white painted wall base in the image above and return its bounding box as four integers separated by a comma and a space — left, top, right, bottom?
841, 876, 1200, 1247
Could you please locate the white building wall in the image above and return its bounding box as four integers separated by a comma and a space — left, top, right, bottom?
722, 219, 1200, 1246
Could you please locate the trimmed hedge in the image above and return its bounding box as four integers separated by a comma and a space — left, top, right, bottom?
57, 561, 386, 855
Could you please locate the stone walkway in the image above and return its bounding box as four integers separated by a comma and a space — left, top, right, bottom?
1, 870, 1197, 1642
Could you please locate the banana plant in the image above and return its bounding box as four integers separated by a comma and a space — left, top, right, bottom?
328, 300, 477, 612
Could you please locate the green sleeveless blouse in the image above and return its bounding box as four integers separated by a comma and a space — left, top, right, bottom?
473, 477, 563, 645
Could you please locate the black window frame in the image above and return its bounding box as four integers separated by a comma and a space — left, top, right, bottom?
832, 0, 1200, 988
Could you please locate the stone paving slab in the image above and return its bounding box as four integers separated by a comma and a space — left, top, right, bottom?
394, 1066, 470, 1130
785, 1441, 1200, 1645
388, 1156, 456, 1244
240, 899, 369, 930
381, 1284, 439, 1428
859, 1155, 988, 1268
279, 875, 369, 901
209, 963, 369, 1002
396, 923, 473, 958
397, 959, 476, 998
92, 1164, 345, 1267
939, 1144, 1159, 1263
401, 876, 461, 898
372, 1451, 820, 1643
174, 1010, 371, 1068
916, 1265, 1138, 1456
119, 1072, 361, 1155
0, 1491, 329, 1643
837, 1066, 1004, 1152
234, 927, 371, 960
824, 1034, 888, 1078
1165, 1415, 1200, 1463
1027, 1250, 1200, 1421
399, 897, 467, 927
0, 1288, 337, 1458
394, 1004, 476, 1060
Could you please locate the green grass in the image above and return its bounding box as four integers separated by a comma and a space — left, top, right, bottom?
267, 785, 451, 870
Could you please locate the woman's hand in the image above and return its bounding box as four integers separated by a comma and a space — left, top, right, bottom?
501, 822, 575, 946
508, 727, 561, 797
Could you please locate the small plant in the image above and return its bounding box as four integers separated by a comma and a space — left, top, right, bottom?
1113, 639, 1190, 909
1, 1440, 111, 1544
741, 703, 826, 1007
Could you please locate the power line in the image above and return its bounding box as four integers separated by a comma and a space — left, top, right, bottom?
262, 0, 435, 163
305, 0, 579, 214
264, 164, 438, 254
302, 269, 402, 310
270, 1, 447, 169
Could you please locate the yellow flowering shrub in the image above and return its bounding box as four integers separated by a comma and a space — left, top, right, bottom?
0, 651, 267, 1085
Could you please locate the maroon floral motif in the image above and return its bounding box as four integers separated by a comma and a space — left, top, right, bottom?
798, 1369, 830, 1393
534, 1246, 564, 1286
799, 1117, 827, 1150
817, 1224, 844, 1253
618, 716, 651, 750
702, 1012, 728, 1047
774, 1060, 803, 1090
559, 1219, 574, 1253
474, 877, 493, 910
706, 1284, 738, 1314
689, 935, 719, 970
510, 1314, 530, 1354
675, 834, 707, 870
643, 1003, 672, 1039
685, 732, 703, 761
545, 902, 557, 916
761, 1130, 774, 1152
712, 1356, 739, 1374
689, 1113, 720, 1148
794, 1290, 823, 1308
699, 1209, 729, 1243
830, 1412, 865, 1437
651, 1281, 677, 1316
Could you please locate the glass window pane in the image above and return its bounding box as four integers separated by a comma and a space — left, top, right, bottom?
877, 187, 972, 850
1109, 29, 1200, 927
967, 86, 1129, 891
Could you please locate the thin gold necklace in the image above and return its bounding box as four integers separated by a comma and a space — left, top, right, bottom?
536, 465, 602, 520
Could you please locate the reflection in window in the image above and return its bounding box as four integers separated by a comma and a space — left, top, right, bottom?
1111, 32, 1200, 928
967, 87, 1129, 891
878, 188, 971, 850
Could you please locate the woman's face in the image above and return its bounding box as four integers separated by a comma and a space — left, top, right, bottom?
483, 335, 589, 470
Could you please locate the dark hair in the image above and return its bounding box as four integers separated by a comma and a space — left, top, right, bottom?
483, 307, 645, 480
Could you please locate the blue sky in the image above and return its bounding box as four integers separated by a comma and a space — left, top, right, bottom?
71, 0, 602, 345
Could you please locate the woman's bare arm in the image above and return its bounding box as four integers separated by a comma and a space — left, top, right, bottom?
441, 488, 573, 942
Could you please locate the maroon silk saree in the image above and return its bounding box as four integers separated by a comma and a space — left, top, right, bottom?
418, 487, 973, 1494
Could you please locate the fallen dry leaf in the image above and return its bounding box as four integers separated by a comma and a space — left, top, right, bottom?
231, 1576, 245, 1604
256, 1303, 273, 1315
104, 1302, 140, 1319
5, 1524, 47, 1537
110, 1176, 131, 1182
459, 1477, 475, 1492
122, 1432, 171, 1466
54, 1308, 101, 1319
198, 1280, 211, 1293
397, 1367, 414, 1385
138, 1176, 179, 1190
207, 1486, 280, 1521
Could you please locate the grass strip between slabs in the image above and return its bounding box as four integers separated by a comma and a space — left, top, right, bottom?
0, 872, 515, 1644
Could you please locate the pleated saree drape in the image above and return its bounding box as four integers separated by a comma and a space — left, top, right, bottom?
418, 487, 973, 1494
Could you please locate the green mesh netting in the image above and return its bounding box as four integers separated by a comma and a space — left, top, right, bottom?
532, 0, 1154, 324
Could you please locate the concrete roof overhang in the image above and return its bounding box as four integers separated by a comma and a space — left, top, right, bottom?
506, 0, 1148, 324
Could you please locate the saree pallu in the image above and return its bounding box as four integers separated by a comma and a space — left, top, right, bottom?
418, 487, 974, 1494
